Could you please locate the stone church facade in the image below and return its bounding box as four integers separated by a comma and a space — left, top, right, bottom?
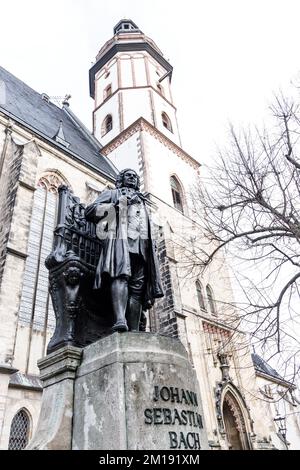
0, 19, 299, 450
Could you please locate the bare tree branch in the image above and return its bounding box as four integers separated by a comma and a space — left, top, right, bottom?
177, 92, 300, 383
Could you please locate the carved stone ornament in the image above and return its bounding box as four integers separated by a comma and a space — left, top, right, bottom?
217, 351, 230, 381
214, 380, 254, 440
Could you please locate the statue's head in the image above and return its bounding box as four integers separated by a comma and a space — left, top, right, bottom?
115, 168, 140, 190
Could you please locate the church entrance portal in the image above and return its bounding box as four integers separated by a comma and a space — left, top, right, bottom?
222, 392, 250, 450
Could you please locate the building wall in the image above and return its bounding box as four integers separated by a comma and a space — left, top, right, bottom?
0, 113, 110, 449
147, 56, 172, 103
0, 133, 39, 367
0, 386, 42, 450
252, 375, 300, 450
150, 197, 253, 447
1, 109, 299, 449
106, 132, 141, 176
104, 120, 300, 449
0, 128, 23, 292
95, 57, 119, 109
140, 129, 195, 203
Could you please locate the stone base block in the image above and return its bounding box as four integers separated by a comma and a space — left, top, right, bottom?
72, 332, 208, 450
26, 346, 82, 450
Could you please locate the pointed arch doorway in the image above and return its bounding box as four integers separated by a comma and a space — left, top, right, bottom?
222, 392, 251, 450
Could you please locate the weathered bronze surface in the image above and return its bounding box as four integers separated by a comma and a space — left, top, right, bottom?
85, 169, 163, 332
45, 169, 163, 353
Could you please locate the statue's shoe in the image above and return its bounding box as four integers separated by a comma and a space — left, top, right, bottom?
112, 321, 128, 332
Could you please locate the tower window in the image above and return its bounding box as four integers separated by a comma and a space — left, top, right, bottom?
162, 112, 173, 133
206, 285, 217, 315
103, 84, 112, 100
196, 280, 206, 311
101, 115, 113, 137
170, 176, 184, 213
116, 23, 135, 33
157, 84, 164, 96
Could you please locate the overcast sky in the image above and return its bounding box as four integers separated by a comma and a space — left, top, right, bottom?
1, 0, 300, 164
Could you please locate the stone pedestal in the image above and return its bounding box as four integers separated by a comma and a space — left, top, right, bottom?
26, 346, 82, 450
73, 332, 208, 450
28, 333, 208, 450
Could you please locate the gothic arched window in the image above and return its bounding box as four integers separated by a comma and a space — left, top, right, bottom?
206, 284, 216, 315
101, 115, 113, 136
162, 112, 173, 132
170, 176, 184, 213
38, 172, 68, 194
8, 409, 31, 450
18, 171, 70, 368
196, 280, 206, 311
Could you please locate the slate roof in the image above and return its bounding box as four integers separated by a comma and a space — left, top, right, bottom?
252, 353, 286, 382
0, 66, 117, 180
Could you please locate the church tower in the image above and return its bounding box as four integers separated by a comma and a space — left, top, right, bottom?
89, 19, 199, 206
90, 19, 181, 148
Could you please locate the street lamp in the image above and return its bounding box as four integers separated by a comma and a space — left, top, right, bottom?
274, 412, 288, 449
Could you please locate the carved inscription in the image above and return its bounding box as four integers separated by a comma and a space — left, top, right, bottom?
144, 385, 203, 449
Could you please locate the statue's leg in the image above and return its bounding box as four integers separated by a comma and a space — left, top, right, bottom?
126, 297, 142, 331
111, 277, 128, 331
126, 254, 146, 332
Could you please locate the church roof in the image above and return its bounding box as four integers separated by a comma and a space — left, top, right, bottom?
251, 353, 288, 384
0, 66, 117, 180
